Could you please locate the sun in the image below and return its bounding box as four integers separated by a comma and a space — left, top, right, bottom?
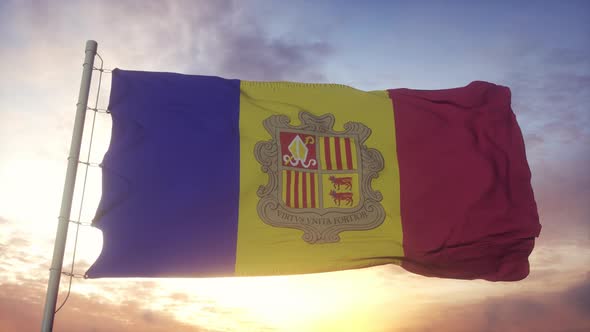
143, 268, 413, 332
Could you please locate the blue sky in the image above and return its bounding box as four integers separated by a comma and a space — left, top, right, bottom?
0, 1, 589, 331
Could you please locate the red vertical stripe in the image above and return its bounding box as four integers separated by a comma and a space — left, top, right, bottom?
294, 171, 299, 208
344, 138, 353, 170
324, 136, 332, 170
334, 137, 343, 170
310, 173, 316, 208
302, 172, 307, 208
388, 83, 541, 281
285, 170, 291, 207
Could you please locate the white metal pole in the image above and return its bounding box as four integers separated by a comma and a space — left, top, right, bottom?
40, 40, 98, 332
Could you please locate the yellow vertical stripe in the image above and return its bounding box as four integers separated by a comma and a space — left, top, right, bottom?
313, 172, 320, 208
339, 137, 347, 169
328, 137, 337, 169
237, 85, 402, 276
303, 172, 308, 207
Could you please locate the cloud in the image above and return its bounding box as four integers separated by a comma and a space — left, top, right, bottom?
0, 276, 290, 332
400, 277, 590, 332
528, 162, 590, 242
217, 33, 332, 81
564, 276, 590, 315
491, 42, 590, 243
92, 0, 333, 81
494, 43, 590, 161
542, 47, 590, 69
0, 234, 40, 267
0, 2, 589, 332
0, 282, 210, 332
504, 46, 590, 145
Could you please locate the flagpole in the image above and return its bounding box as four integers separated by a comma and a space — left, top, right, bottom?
40, 40, 98, 332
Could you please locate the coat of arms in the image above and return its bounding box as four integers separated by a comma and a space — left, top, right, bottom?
255, 112, 385, 244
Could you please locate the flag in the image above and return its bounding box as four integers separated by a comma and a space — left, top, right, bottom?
86, 69, 541, 281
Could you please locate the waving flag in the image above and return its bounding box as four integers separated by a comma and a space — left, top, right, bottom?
86, 69, 540, 281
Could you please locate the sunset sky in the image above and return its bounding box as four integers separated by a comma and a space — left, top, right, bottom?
1, 1, 589, 331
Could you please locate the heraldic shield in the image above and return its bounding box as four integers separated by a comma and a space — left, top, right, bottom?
255, 112, 386, 244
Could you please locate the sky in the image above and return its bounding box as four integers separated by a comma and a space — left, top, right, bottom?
0, 0, 589, 331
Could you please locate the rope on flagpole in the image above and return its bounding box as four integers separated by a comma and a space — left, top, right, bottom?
54, 51, 111, 314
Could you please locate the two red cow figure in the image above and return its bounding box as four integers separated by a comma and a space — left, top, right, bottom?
328, 176, 353, 206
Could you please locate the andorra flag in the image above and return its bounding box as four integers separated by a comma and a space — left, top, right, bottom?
86, 69, 541, 281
